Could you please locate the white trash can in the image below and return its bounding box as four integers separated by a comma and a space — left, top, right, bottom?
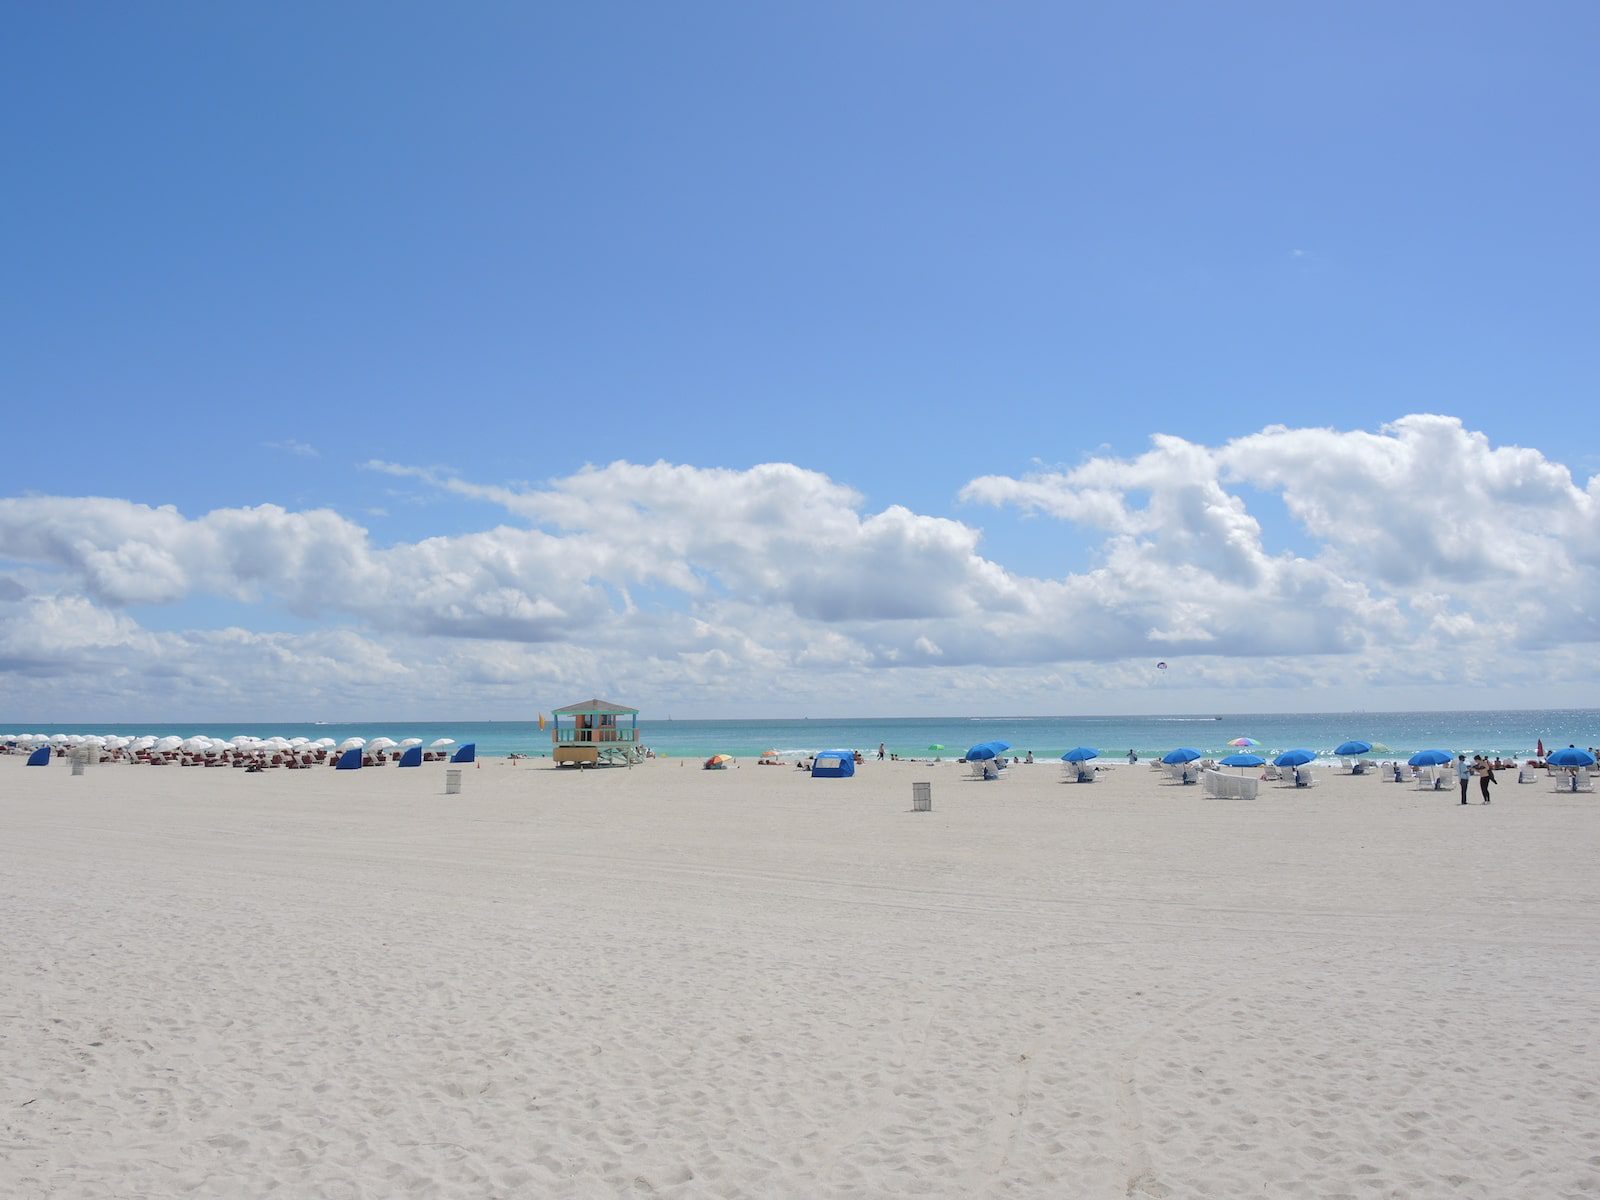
912, 781, 932, 812
71, 759, 86, 777
445, 768, 462, 795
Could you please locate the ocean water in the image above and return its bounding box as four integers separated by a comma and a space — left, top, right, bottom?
7, 710, 1598, 763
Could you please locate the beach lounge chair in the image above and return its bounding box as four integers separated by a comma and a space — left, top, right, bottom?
335, 747, 363, 770
1076, 764, 1095, 783
1260, 763, 1281, 781
25, 746, 50, 766
983, 761, 1000, 781
1518, 765, 1537, 784
451, 743, 476, 764
1293, 767, 1317, 788
1202, 770, 1221, 796
398, 746, 422, 768
970, 761, 987, 779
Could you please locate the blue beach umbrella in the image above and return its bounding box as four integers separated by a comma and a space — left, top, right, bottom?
1333, 740, 1372, 757
1547, 747, 1596, 768
1273, 749, 1317, 768
1162, 747, 1203, 764
1060, 747, 1099, 763
1408, 749, 1454, 767
1218, 753, 1266, 768
966, 741, 1010, 761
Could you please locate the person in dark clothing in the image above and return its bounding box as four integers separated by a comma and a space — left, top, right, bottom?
1456, 754, 1471, 805
1478, 756, 1496, 803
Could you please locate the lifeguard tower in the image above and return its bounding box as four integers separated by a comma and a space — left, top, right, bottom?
550, 698, 643, 767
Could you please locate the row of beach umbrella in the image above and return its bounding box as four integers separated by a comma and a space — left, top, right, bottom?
3, 732, 457, 756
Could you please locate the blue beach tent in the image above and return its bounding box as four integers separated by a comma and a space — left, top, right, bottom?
397, 746, 422, 768
451, 743, 476, 764
810, 750, 855, 778
335, 747, 363, 770
26, 745, 50, 766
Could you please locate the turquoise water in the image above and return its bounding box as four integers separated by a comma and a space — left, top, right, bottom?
6, 710, 1598, 762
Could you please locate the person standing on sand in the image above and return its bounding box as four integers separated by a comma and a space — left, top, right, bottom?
878, 742, 885, 761
1456, 754, 1471, 805
1478, 756, 1496, 803
1127, 749, 1137, 764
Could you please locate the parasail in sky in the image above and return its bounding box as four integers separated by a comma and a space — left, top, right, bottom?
1156, 661, 1168, 670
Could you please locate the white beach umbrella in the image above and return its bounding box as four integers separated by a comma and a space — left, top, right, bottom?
181, 737, 212, 753
50, 734, 68, 744
130, 736, 156, 750
229, 734, 257, 746
398, 737, 423, 747
337, 737, 366, 751
429, 738, 455, 748
103, 736, 127, 749
314, 737, 337, 748
64, 734, 85, 745
265, 737, 292, 748
154, 736, 183, 752
288, 737, 310, 747
367, 737, 398, 752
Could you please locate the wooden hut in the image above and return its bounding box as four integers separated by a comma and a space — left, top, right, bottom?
550, 698, 642, 766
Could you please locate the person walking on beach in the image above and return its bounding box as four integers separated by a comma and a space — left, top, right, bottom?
1478, 756, 1496, 803
1127, 749, 1137, 764
1456, 754, 1471, 804
878, 742, 885, 761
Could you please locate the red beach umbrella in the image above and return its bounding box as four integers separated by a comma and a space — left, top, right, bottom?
1537, 738, 1545, 758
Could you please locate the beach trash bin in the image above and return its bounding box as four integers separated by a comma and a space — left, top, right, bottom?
71, 758, 85, 776
445, 768, 462, 795
912, 781, 932, 812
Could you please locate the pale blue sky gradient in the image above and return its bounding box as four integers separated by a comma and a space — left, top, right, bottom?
4, 5, 1598, 716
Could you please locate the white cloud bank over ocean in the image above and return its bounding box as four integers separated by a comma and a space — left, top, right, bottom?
2, 415, 1596, 719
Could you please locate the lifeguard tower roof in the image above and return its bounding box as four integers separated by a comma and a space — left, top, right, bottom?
552, 698, 638, 716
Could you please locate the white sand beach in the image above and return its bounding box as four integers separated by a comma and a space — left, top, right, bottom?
4, 755, 1599, 1198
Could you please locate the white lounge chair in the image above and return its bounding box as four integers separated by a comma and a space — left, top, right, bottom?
983, 761, 1000, 781
1577, 768, 1594, 793
1518, 765, 1538, 784
1261, 764, 1282, 781
1202, 770, 1221, 796
969, 761, 987, 780
1293, 767, 1317, 788
1415, 769, 1442, 791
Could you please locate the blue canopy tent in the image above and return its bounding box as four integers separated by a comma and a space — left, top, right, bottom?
397, 746, 422, 768
26, 745, 50, 766
811, 750, 855, 778
335, 747, 363, 770
451, 743, 476, 764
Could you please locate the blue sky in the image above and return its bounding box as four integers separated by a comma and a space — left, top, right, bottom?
3, 5, 1598, 718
